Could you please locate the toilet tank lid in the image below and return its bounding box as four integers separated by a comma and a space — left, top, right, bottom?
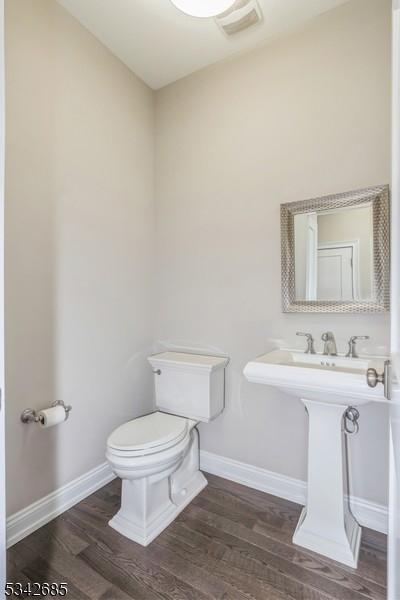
148, 352, 229, 372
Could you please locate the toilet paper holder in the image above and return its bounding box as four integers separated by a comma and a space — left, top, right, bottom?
21, 400, 72, 424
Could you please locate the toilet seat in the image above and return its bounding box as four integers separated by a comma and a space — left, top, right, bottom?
107, 411, 188, 457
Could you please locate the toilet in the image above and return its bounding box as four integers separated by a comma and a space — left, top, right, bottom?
106, 351, 229, 546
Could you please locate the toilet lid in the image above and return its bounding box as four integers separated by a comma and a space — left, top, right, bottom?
107, 411, 188, 452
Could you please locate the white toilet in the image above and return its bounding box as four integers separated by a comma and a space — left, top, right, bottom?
106, 351, 228, 546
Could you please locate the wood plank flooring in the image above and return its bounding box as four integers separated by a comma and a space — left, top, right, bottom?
7, 474, 387, 599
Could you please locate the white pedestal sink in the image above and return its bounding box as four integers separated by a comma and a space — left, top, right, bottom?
244, 349, 387, 568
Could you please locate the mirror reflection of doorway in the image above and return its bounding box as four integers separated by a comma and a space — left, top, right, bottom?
305, 213, 318, 300
317, 244, 357, 301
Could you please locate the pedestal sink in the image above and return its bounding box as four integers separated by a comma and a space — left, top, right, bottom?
244, 349, 388, 568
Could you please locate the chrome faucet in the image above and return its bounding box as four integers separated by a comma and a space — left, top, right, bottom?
321, 331, 337, 356
296, 332, 316, 354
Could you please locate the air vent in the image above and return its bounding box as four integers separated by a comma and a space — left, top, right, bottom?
215, 0, 263, 37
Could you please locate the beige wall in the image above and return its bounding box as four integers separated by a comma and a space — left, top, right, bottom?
155, 0, 391, 504
5, 0, 155, 515
5, 0, 391, 518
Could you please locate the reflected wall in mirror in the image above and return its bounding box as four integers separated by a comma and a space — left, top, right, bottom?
281, 186, 390, 313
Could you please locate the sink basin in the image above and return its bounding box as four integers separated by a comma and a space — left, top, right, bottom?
243, 349, 387, 405
244, 347, 389, 569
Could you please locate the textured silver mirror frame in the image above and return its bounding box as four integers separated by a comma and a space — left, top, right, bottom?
281, 185, 390, 313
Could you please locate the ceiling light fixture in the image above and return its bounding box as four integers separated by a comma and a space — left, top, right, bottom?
170, 0, 237, 18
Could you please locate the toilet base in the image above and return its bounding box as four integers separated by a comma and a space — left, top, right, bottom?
109, 470, 207, 546
108, 426, 207, 546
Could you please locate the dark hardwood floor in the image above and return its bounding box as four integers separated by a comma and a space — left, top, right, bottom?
7, 474, 387, 599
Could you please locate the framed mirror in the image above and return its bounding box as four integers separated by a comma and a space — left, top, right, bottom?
281, 185, 390, 313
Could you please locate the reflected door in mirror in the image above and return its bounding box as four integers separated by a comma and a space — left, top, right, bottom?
317, 246, 353, 300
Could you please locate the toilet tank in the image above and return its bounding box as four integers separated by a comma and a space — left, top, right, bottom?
148, 352, 229, 422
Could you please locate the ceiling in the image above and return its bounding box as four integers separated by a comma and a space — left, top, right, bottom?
57, 0, 352, 90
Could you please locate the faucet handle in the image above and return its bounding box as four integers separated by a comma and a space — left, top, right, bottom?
346, 335, 370, 358
297, 332, 313, 341
296, 332, 316, 354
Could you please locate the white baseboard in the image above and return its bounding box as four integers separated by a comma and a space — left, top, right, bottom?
6, 451, 388, 549
200, 450, 388, 534
6, 462, 115, 548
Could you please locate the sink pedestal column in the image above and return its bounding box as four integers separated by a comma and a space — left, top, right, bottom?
292, 399, 361, 568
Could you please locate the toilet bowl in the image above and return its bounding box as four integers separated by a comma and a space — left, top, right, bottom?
106, 352, 228, 546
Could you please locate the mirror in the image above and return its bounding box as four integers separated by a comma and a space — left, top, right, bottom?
281, 185, 390, 313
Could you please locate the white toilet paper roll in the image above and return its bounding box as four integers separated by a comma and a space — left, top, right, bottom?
38, 405, 66, 428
